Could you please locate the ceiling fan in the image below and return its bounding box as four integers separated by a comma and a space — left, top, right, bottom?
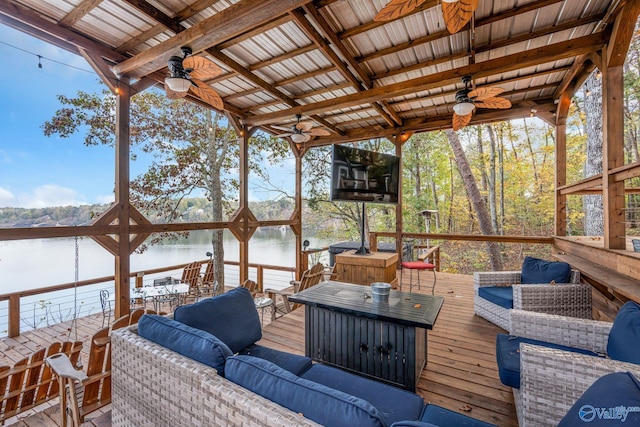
273, 114, 331, 144
374, 0, 479, 34
164, 46, 224, 110
452, 75, 512, 131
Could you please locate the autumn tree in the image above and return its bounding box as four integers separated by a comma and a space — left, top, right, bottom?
42, 87, 288, 289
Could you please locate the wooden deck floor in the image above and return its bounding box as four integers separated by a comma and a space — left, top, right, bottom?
2, 273, 517, 426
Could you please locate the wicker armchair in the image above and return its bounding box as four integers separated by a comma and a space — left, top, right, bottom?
473, 268, 589, 331
509, 309, 640, 427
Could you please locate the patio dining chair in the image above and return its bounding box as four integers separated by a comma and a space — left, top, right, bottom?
181, 261, 203, 301
199, 260, 219, 297
266, 262, 325, 321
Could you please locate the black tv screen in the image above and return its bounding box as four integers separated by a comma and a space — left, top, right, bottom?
330, 145, 400, 204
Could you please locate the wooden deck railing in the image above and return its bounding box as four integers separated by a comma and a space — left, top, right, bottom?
0, 259, 297, 338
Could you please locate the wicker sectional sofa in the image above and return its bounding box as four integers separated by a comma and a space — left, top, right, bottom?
500, 307, 640, 426
110, 287, 496, 427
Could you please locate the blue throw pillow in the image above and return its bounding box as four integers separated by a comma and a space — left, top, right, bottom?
138, 314, 232, 375
174, 287, 261, 353
607, 301, 640, 363
558, 372, 640, 426
521, 256, 571, 284
225, 355, 386, 427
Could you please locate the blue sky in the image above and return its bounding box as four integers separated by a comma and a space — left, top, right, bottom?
0, 24, 295, 208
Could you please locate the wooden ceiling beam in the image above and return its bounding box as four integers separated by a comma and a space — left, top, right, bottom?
124, 0, 183, 34
303, 102, 556, 147
276, 66, 336, 86
112, 0, 314, 78
358, 12, 605, 64
206, 47, 341, 134
292, 6, 396, 127
475, 13, 605, 55
58, 0, 103, 27
207, 48, 298, 105
289, 9, 361, 89
0, 0, 127, 63
242, 32, 606, 126
219, 15, 293, 50
339, 0, 562, 40
246, 44, 317, 71
116, 0, 219, 54
606, 0, 640, 68
303, 4, 401, 126
338, 0, 439, 39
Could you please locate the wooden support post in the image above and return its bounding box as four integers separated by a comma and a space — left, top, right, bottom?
603, 64, 626, 249
8, 294, 19, 337
114, 76, 131, 319
555, 123, 567, 236
292, 145, 304, 281
238, 126, 250, 284
257, 266, 264, 293
395, 139, 404, 260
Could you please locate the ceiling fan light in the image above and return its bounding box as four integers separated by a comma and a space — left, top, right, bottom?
453, 102, 475, 116
441, 0, 459, 3
165, 77, 191, 92
291, 133, 306, 144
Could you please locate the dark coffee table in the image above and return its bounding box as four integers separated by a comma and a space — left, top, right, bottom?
288, 280, 444, 391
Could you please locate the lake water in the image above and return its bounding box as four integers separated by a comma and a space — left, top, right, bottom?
0, 229, 331, 335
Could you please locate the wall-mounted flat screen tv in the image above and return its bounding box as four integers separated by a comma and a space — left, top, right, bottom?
330, 145, 400, 205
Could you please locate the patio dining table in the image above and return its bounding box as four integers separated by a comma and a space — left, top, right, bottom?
110, 283, 190, 311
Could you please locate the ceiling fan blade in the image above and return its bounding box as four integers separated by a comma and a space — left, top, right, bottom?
302, 133, 312, 142
469, 86, 505, 100
272, 125, 294, 132
442, 0, 478, 34
274, 133, 294, 138
474, 97, 512, 109
452, 112, 473, 131
374, 0, 428, 22
189, 78, 224, 110
296, 121, 314, 132
183, 56, 223, 80
308, 128, 331, 137
165, 86, 188, 100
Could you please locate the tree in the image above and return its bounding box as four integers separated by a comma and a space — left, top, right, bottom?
445, 129, 503, 270
582, 71, 604, 236
42, 87, 288, 289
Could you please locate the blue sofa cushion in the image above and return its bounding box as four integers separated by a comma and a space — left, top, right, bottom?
301, 363, 424, 426
138, 314, 232, 375
225, 355, 386, 427
389, 422, 438, 427
496, 334, 600, 389
521, 256, 571, 284
558, 372, 640, 426
238, 344, 312, 375
477, 286, 513, 309
174, 287, 261, 353
607, 301, 640, 363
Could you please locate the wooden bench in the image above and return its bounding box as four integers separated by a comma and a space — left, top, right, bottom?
553, 252, 639, 321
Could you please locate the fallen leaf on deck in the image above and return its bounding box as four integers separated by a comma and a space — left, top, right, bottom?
447, 290, 454, 294
414, 303, 421, 308
459, 404, 472, 412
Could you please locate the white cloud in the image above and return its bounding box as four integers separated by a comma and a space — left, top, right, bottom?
16, 184, 87, 208
0, 187, 17, 207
